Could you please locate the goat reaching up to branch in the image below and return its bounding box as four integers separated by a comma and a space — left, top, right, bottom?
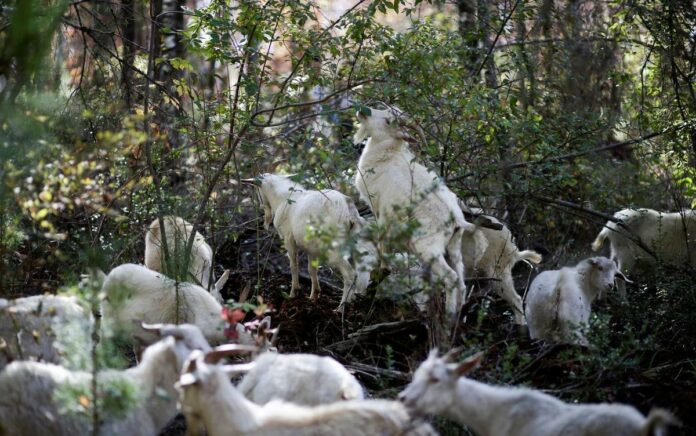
353, 105, 473, 323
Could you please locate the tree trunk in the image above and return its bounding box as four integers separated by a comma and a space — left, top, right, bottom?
121, 0, 136, 108
153, 0, 184, 148
515, 9, 535, 109
457, 0, 479, 78
478, 0, 498, 90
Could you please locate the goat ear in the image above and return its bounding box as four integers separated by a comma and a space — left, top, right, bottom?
427, 348, 440, 360
454, 352, 483, 376
182, 354, 199, 374
178, 372, 199, 387
443, 346, 466, 362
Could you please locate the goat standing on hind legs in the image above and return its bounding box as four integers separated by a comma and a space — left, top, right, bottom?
353, 105, 473, 330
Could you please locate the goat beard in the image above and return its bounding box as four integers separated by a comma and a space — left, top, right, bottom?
353, 123, 369, 144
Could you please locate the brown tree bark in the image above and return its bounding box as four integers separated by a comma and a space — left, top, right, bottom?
457, 0, 480, 77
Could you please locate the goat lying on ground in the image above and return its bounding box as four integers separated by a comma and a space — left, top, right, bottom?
0, 295, 91, 371
145, 216, 229, 303
592, 208, 696, 296
460, 204, 542, 325
524, 257, 628, 345
0, 324, 210, 436
235, 351, 364, 406
176, 346, 437, 436
354, 105, 472, 321
242, 173, 376, 311
100, 264, 259, 347
399, 349, 678, 436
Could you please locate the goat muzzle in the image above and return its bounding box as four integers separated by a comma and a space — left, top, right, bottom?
404, 121, 428, 147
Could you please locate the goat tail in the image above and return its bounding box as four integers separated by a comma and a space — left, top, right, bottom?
516, 250, 542, 266
641, 408, 680, 436
352, 238, 377, 294
354, 268, 372, 295
341, 380, 365, 401
591, 227, 610, 252
86, 267, 107, 289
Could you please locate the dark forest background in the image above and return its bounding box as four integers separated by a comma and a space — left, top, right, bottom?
1, 0, 695, 434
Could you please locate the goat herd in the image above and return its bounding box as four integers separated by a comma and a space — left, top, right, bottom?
0, 106, 692, 435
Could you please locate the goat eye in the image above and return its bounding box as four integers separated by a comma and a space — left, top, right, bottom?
428, 376, 439, 383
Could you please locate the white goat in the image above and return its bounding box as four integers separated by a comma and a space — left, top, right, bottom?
242, 173, 376, 311
235, 351, 364, 406
0, 326, 209, 436
592, 208, 696, 295
145, 216, 229, 303
354, 106, 471, 321
460, 204, 542, 325
399, 349, 678, 436
0, 295, 91, 370
525, 257, 628, 345
101, 263, 264, 348
176, 348, 436, 436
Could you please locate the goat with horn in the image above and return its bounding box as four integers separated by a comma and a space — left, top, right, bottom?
241, 172, 376, 312
353, 104, 473, 325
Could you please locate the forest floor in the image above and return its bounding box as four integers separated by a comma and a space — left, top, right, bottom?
7, 210, 694, 436
158, 215, 693, 435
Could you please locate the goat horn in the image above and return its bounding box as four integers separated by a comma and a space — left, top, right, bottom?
222, 362, 257, 377
240, 178, 259, 186
204, 344, 258, 363
270, 326, 280, 346
238, 282, 251, 304
139, 321, 163, 333
615, 271, 633, 283
443, 346, 466, 362
265, 159, 286, 173
405, 121, 428, 147
388, 105, 427, 147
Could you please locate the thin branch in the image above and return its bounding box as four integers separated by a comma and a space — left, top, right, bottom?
494, 36, 658, 51
269, 0, 368, 123
473, 0, 523, 79
530, 195, 658, 260
450, 121, 692, 182
61, 19, 177, 101
250, 78, 381, 126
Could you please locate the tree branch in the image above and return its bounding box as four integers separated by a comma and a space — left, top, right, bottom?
449, 120, 692, 182
530, 195, 658, 260
473, 0, 523, 79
